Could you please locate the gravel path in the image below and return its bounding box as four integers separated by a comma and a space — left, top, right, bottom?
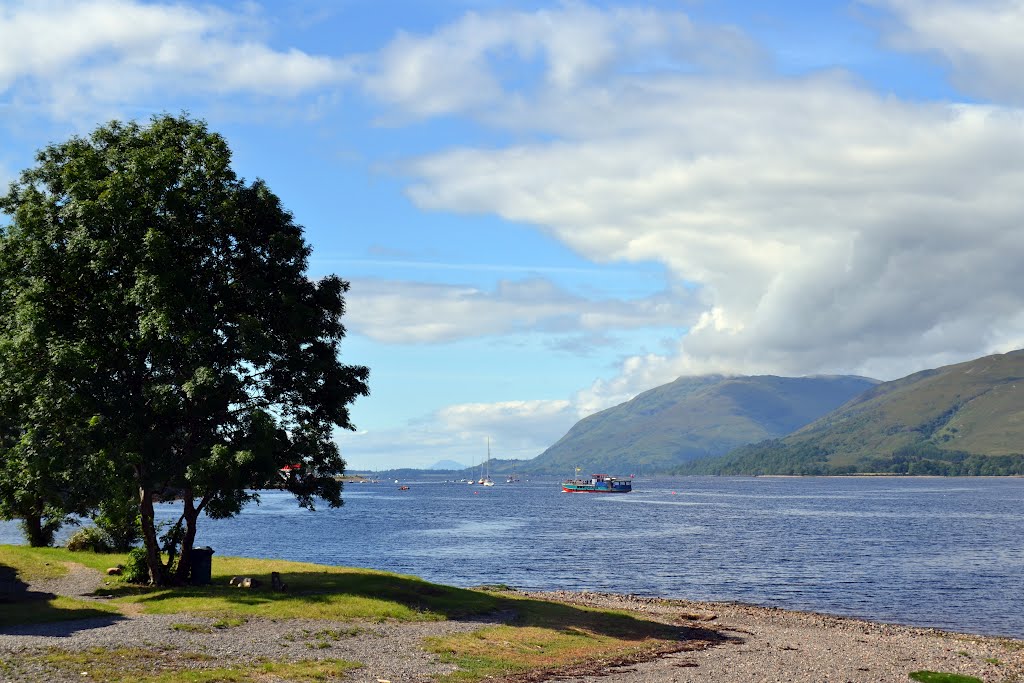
3, 568, 1022, 682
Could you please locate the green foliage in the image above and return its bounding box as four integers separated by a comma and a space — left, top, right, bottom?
123, 547, 151, 584
0, 114, 368, 583
66, 526, 114, 553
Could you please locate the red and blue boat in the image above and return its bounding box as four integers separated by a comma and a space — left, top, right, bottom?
561, 474, 632, 493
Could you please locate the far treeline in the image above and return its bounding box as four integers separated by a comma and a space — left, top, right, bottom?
678, 441, 1024, 476
0, 115, 369, 585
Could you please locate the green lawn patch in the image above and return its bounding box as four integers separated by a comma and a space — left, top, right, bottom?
909, 672, 984, 683
102, 556, 502, 622
425, 593, 707, 681
24, 647, 360, 683
2, 546, 716, 683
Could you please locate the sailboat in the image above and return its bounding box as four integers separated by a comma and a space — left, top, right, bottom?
481, 438, 495, 486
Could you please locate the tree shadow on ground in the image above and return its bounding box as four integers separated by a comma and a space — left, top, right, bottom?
0, 561, 125, 634
94, 567, 738, 648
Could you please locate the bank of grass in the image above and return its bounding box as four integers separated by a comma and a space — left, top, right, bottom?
104, 555, 502, 622
425, 593, 695, 681
20, 647, 361, 683
909, 672, 984, 683
1, 545, 700, 682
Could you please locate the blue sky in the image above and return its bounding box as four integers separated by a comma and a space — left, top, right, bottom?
3, 0, 1024, 470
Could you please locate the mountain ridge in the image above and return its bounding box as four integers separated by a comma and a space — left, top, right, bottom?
526, 374, 879, 474
683, 349, 1024, 475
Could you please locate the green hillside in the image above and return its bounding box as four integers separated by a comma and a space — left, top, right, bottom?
684, 350, 1024, 475
527, 374, 878, 474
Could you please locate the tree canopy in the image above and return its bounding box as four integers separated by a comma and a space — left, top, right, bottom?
0, 114, 369, 584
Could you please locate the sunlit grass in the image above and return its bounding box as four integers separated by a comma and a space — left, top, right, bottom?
2, 546, 703, 682
908, 672, 984, 683
2, 545, 501, 623
101, 556, 501, 622
0, 545, 125, 580
25, 648, 360, 683
426, 593, 690, 681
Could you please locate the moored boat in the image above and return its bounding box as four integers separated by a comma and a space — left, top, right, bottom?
561, 474, 632, 493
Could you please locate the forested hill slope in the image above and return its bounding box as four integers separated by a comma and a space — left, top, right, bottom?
526, 374, 878, 474
684, 350, 1024, 475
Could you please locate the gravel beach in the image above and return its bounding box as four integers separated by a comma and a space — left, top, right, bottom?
2, 565, 1022, 682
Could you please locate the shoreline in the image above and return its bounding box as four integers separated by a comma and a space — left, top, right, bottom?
514, 589, 1024, 683
3, 560, 1022, 682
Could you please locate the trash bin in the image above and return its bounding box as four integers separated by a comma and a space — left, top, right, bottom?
190, 546, 215, 586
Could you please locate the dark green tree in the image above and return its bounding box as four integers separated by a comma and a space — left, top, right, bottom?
0, 260, 101, 545
0, 114, 369, 583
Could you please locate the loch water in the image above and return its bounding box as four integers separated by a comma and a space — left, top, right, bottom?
3, 476, 1022, 638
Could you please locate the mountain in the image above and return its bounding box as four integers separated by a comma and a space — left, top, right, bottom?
527, 374, 878, 474
428, 460, 467, 470
686, 350, 1024, 475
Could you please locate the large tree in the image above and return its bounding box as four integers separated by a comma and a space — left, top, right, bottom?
0, 114, 369, 583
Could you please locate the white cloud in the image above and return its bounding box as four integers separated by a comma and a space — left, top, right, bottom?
0, 0, 352, 118
870, 0, 1024, 103
345, 276, 695, 344
386, 8, 1024, 405
360, 2, 763, 118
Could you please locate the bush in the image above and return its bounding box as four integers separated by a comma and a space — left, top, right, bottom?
66, 526, 114, 553
94, 497, 141, 552
122, 547, 151, 584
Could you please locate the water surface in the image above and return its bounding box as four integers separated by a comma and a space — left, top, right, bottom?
3, 476, 1021, 638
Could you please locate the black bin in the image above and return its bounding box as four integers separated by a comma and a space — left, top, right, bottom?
190, 546, 215, 586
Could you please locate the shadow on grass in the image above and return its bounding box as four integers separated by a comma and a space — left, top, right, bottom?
95, 566, 733, 649
96, 569, 504, 618
0, 561, 125, 634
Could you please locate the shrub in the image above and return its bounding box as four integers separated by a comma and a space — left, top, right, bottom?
94, 497, 141, 552
66, 526, 114, 553
122, 547, 151, 584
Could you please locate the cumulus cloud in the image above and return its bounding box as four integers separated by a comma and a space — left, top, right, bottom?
0, 0, 352, 118
870, 0, 1024, 103
345, 276, 696, 344
401, 64, 1024, 394
360, 2, 763, 118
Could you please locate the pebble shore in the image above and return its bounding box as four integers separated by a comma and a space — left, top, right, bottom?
2, 566, 1022, 682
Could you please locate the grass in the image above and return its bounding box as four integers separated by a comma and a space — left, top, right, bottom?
425, 592, 705, 681
0, 594, 121, 628
97, 556, 503, 622
909, 672, 984, 683
1, 545, 714, 682
22, 647, 361, 683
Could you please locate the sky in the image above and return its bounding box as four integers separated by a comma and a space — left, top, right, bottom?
2, 0, 1024, 471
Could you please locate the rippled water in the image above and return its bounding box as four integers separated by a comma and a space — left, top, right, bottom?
3, 476, 1022, 638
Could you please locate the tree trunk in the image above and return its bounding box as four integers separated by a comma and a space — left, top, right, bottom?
173, 497, 199, 584
21, 512, 50, 547
138, 485, 169, 586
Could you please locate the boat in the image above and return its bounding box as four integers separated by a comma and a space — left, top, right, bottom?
561, 473, 632, 493
480, 438, 495, 486
397, 485, 410, 491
